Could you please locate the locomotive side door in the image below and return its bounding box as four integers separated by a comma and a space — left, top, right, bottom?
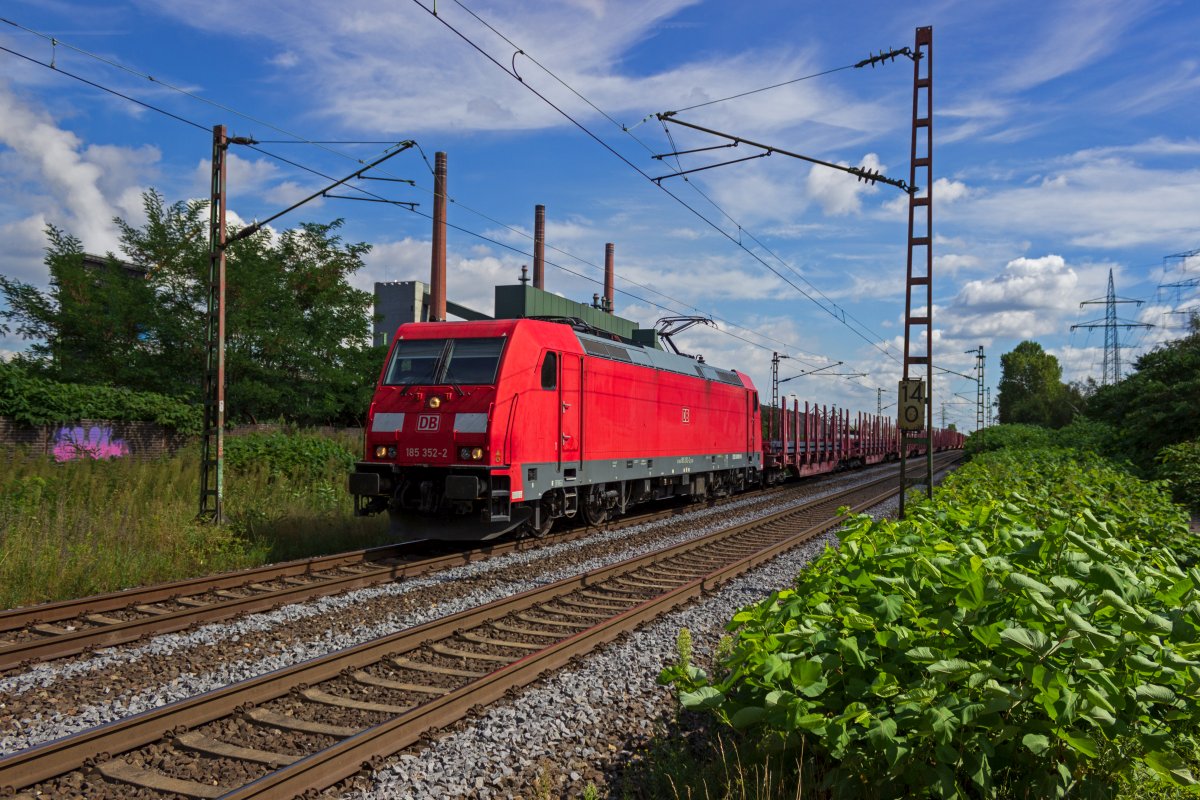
559, 352, 583, 469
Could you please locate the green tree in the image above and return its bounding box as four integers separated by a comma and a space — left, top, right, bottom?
996, 340, 1079, 428
1085, 324, 1200, 472
0, 189, 384, 426
0, 226, 163, 389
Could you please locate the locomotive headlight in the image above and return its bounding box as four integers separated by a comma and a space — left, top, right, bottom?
459, 447, 472, 460
428, 396, 442, 409
374, 445, 388, 458
387, 447, 397, 458
471, 447, 484, 460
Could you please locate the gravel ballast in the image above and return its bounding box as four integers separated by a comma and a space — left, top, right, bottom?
0, 466, 907, 756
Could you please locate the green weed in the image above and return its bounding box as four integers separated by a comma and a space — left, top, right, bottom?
661, 448, 1199, 798
0, 436, 388, 608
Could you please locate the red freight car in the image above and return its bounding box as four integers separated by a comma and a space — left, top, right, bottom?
349, 317, 763, 540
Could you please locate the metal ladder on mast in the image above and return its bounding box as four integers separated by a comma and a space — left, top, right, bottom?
899, 27, 934, 518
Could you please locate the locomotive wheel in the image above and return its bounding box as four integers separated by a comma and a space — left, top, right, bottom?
582, 484, 607, 526
532, 505, 555, 538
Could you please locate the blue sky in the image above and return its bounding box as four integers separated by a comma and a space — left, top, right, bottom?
1, 0, 1198, 431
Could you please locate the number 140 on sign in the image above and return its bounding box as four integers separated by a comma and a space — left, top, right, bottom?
898, 379, 926, 431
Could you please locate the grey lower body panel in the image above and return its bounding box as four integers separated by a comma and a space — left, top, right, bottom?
350, 451, 760, 542
519, 451, 759, 500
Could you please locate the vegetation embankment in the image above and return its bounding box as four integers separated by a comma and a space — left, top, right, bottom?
0, 432, 387, 609
0, 361, 201, 432
656, 448, 1199, 798
989, 325, 1199, 513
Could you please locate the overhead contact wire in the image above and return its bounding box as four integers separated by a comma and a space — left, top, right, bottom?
1, 18, 817, 360
446, 0, 898, 359
7, 16, 807, 355
424, 0, 898, 366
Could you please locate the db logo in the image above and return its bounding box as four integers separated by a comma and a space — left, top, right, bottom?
417, 414, 440, 432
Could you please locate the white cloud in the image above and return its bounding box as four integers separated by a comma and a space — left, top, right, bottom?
0, 214, 51, 286
946, 151, 1200, 250
269, 51, 300, 69
938, 254, 1120, 344
142, 1, 890, 139
957, 255, 1077, 311
0, 83, 120, 253
935, 253, 981, 277
806, 153, 883, 216
935, 178, 971, 204
0, 82, 159, 288
997, 0, 1150, 92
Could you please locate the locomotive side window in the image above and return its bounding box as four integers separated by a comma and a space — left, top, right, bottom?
540, 352, 557, 389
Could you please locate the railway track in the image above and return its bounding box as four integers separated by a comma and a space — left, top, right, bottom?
0, 479, 803, 672
0, 453, 959, 800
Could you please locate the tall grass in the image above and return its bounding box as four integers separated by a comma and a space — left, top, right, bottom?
615, 720, 821, 800
0, 436, 389, 609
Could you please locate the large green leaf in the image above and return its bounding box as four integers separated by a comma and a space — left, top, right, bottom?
872, 593, 905, 622
1022, 733, 1051, 755
679, 686, 725, 710
1008, 572, 1054, 597
1145, 751, 1199, 786
927, 659, 975, 680
999, 627, 1052, 657
1056, 730, 1099, 758
730, 705, 765, 730
867, 716, 897, 750
1134, 684, 1177, 704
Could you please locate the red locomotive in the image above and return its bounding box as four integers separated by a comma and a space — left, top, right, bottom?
349, 315, 763, 539
348, 283, 962, 540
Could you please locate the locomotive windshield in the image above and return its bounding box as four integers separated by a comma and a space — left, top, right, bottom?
384, 337, 505, 386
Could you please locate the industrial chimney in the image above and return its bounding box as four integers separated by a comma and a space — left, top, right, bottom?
429, 151, 447, 321
604, 242, 615, 313
533, 204, 546, 290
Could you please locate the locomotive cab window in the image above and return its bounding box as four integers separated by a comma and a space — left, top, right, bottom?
384, 337, 506, 386
442, 337, 505, 385
384, 338, 444, 385
540, 352, 557, 389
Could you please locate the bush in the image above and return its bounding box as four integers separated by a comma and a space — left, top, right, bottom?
1048, 417, 1120, 459
223, 431, 356, 481
0, 361, 201, 433
1158, 441, 1200, 515
963, 423, 1051, 459
662, 450, 1200, 798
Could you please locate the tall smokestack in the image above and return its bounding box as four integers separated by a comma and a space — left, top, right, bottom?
533, 204, 546, 290
430, 151, 447, 321
604, 242, 615, 313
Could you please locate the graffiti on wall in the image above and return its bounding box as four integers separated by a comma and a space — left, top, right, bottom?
52, 426, 131, 461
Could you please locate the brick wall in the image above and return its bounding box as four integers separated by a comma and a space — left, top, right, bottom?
0, 417, 191, 461
0, 418, 364, 461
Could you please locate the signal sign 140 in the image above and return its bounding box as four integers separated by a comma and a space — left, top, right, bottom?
898, 379, 926, 431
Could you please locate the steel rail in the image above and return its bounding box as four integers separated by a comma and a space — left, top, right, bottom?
0, 479, 805, 670
226, 479, 909, 800
0, 456, 960, 796
0, 543, 414, 632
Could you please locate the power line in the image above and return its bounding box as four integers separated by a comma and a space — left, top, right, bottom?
449, 0, 902, 361
1, 18, 824, 362
417, 0, 901, 368
0, 44, 209, 133
666, 64, 858, 115
443, 0, 903, 362
0, 42, 808, 361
